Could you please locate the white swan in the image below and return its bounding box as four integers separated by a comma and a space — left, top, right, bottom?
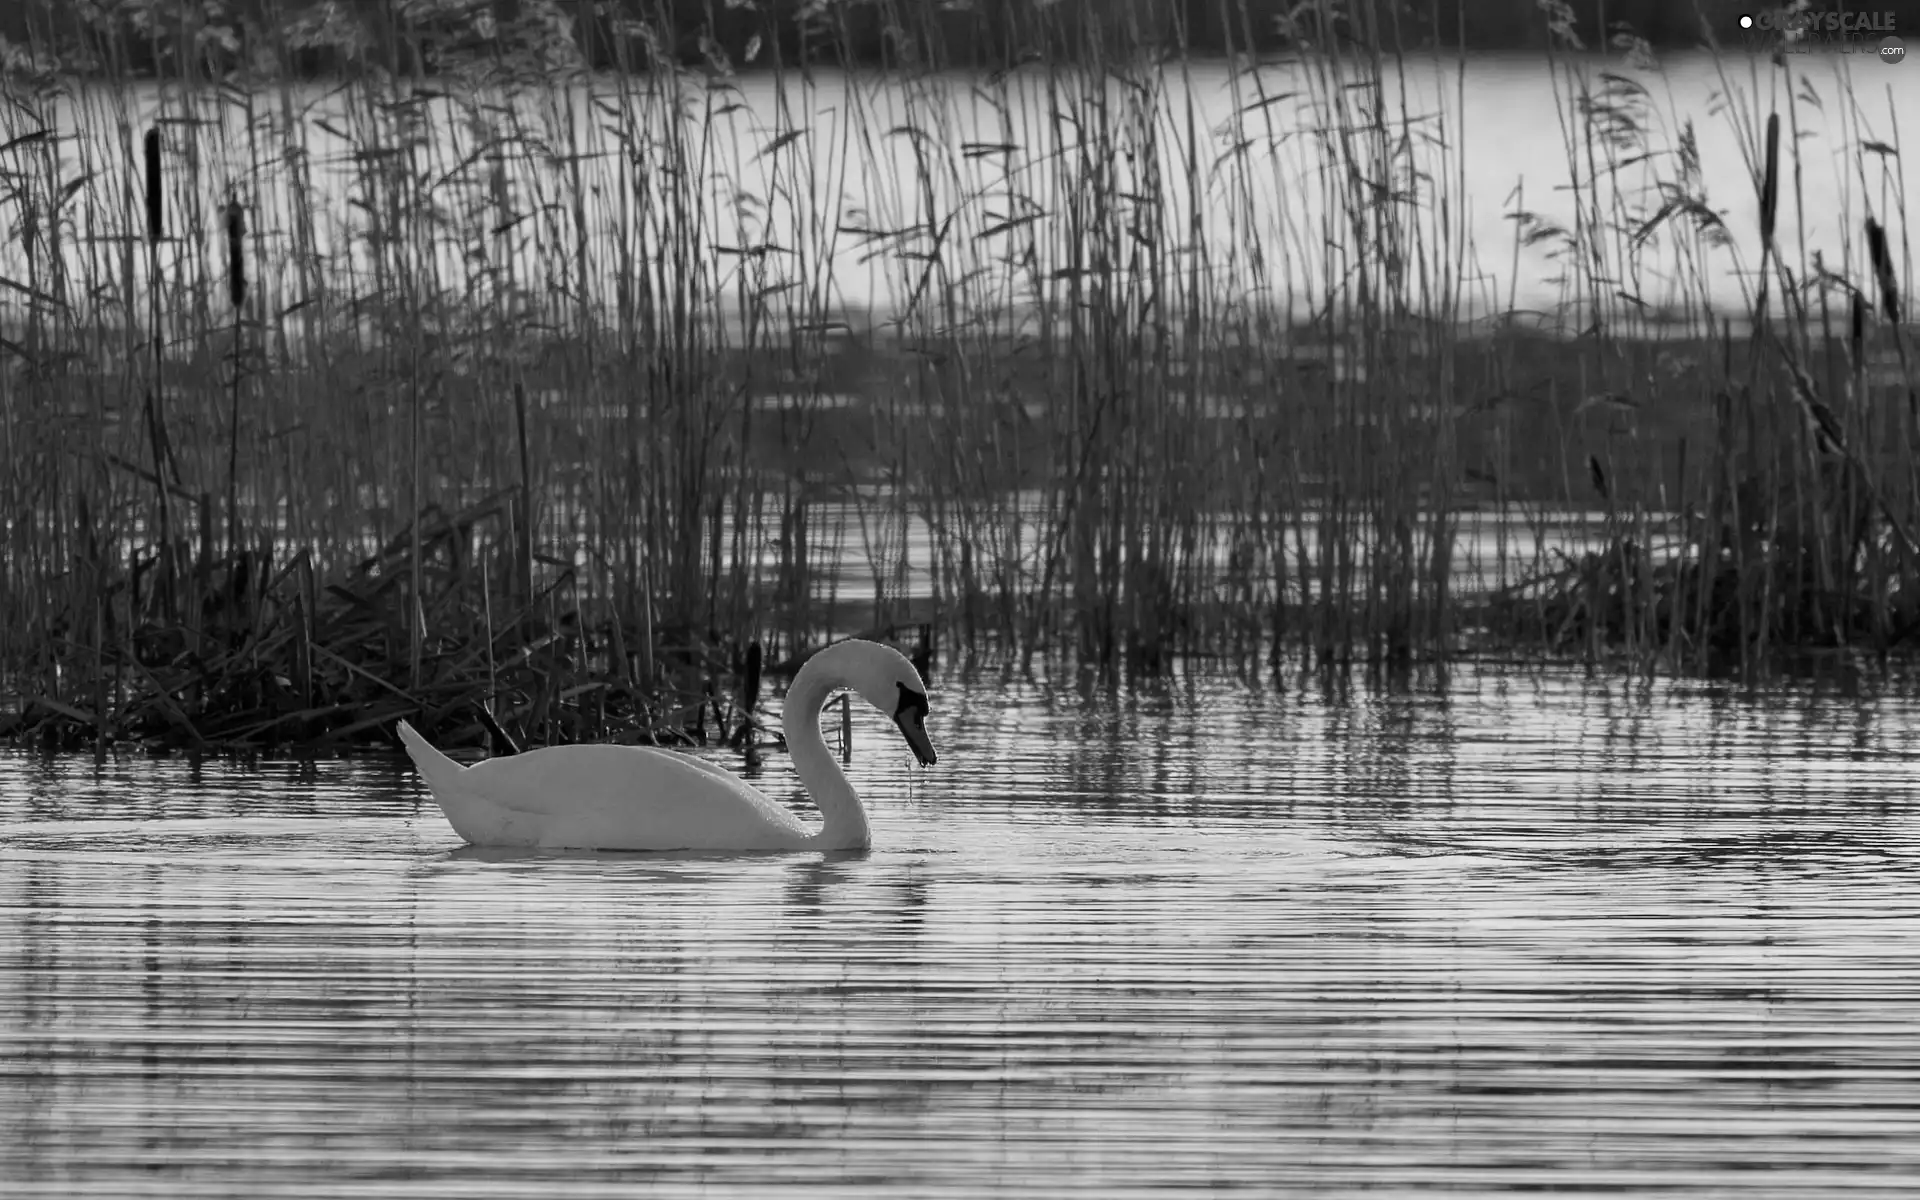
395, 639, 936, 851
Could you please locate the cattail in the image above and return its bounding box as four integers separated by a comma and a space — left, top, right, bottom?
1588, 454, 1608, 501
143, 127, 162, 243
1865, 217, 1901, 323
1850, 291, 1867, 367
1758, 113, 1779, 248
741, 640, 762, 713
730, 639, 762, 747
225, 200, 246, 309
840, 692, 852, 764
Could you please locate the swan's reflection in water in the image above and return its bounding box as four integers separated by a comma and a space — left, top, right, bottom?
3, 666, 1920, 1197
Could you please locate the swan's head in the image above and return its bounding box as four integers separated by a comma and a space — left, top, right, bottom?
838, 640, 938, 767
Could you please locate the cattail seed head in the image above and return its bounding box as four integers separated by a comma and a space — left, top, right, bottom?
226, 200, 246, 310
1758, 113, 1780, 248
144, 128, 162, 243
1866, 217, 1901, 323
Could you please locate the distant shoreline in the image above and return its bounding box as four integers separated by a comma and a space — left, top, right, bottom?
3, 0, 1911, 80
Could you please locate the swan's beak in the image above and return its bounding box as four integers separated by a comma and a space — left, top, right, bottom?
895, 709, 937, 767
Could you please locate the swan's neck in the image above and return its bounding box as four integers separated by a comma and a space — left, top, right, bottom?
784, 660, 869, 850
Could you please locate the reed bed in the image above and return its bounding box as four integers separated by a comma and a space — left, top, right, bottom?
0, 0, 1913, 750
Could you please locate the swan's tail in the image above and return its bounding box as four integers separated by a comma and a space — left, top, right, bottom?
396, 720, 467, 797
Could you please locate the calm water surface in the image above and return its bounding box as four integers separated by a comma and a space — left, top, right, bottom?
4, 667, 1919, 1197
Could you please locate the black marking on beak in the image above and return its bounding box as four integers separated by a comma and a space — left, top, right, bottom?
893, 683, 927, 721
894, 683, 936, 766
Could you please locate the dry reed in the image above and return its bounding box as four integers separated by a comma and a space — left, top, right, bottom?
0, 0, 1913, 751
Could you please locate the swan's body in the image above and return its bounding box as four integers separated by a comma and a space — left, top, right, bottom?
396, 639, 936, 851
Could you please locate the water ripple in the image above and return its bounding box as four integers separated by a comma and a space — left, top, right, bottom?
4, 667, 1919, 1196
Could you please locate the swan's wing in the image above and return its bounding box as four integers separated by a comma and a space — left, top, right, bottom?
451, 742, 809, 849
663, 749, 759, 787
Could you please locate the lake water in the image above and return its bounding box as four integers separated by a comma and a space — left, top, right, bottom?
5, 665, 1919, 1196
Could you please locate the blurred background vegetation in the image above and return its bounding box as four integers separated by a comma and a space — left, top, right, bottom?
6, 0, 1915, 77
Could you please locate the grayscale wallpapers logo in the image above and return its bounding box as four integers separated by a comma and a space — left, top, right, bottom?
1736, 9, 1904, 61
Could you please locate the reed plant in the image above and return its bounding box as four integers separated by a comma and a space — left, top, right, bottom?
0, 0, 1912, 750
